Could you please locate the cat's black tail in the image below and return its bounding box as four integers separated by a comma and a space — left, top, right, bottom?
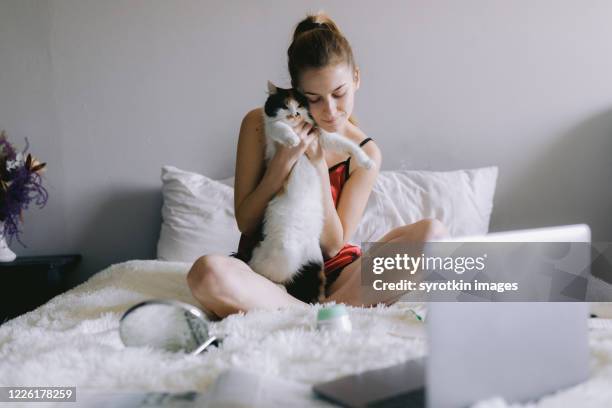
285, 261, 326, 304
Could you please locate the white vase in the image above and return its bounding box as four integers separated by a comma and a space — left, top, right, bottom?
0, 222, 16, 262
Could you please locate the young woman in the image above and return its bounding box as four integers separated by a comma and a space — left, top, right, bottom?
187, 13, 449, 319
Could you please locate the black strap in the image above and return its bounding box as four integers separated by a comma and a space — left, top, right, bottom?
328, 138, 374, 172
359, 137, 373, 147
345, 138, 374, 174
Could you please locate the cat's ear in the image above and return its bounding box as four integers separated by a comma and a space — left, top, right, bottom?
267, 81, 278, 95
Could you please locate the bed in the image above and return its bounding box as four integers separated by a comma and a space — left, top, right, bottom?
1, 259, 612, 407
2, 166, 611, 407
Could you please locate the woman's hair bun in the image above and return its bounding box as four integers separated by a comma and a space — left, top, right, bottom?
292, 12, 342, 42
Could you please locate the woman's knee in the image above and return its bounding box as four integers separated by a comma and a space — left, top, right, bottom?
187, 254, 230, 296
416, 218, 450, 240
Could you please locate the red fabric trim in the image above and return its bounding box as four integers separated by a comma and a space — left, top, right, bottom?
324, 161, 361, 276
328, 160, 349, 208
324, 243, 361, 276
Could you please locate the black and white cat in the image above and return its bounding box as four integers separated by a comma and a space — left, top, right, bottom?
247, 81, 373, 302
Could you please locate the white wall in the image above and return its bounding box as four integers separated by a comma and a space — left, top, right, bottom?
1, 0, 611, 283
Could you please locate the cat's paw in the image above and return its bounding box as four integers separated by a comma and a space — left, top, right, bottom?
288, 136, 301, 147
356, 154, 375, 170
281, 133, 301, 147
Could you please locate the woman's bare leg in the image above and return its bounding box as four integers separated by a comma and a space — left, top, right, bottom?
188, 219, 449, 317
187, 254, 306, 319
324, 218, 450, 306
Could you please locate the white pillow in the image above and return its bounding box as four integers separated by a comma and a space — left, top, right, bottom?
157, 166, 241, 262
156, 166, 498, 262
350, 167, 498, 244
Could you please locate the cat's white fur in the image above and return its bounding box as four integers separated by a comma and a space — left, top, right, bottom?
247, 82, 373, 288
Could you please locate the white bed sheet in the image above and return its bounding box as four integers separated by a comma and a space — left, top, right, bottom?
0, 260, 611, 407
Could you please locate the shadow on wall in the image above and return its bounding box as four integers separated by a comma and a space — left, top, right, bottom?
67, 187, 163, 287
491, 108, 612, 241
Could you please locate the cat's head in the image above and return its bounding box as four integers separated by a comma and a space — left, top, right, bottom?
264, 81, 310, 122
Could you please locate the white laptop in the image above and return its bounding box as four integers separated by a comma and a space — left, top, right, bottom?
315, 224, 591, 408
428, 223, 591, 407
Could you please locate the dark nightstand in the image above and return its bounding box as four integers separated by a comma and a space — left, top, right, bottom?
0, 254, 81, 324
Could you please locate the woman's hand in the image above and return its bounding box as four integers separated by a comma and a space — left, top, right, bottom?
304, 127, 324, 165
280, 119, 318, 168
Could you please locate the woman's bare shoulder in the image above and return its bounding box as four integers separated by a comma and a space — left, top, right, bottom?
242, 107, 264, 128
349, 125, 381, 153
344, 123, 368, 143
347, 124, 382, 169
239, 107, 265, 146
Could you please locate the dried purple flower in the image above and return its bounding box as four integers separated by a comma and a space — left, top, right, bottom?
0, 131, 48, 247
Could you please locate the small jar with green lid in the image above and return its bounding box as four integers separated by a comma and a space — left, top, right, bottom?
316, 304, 352, 332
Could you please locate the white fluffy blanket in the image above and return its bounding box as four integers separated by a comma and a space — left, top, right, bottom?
1, 260, 611, 407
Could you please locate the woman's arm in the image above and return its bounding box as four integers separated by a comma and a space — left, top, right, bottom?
307, 136, 382, 258
313, 159, 345, 257
234, 109, 317, 235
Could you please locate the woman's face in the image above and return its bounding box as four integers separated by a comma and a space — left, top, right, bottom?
298, 63, 360, 133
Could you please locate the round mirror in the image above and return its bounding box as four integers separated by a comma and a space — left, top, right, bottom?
119, 299, 220, 355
